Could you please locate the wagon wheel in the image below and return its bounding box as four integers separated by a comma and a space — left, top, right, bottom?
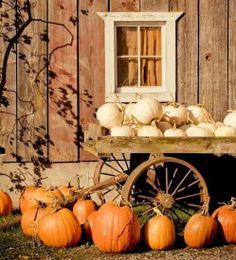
93, 153, 150, 204
121, 157, 209, 231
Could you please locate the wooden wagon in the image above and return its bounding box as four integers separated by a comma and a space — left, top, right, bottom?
82, 123, 236, 223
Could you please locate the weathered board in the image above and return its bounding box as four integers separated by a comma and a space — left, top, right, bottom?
79, 0, 107, 160
199, 0, 228, 121
48, 0, 78, 161
0, 2, 17, 161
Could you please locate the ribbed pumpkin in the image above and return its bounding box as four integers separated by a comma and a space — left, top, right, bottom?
184, 212, 217, 248
33, 187, 64, 206
0, 190, 13, 216
72, 199, 97, 225
212, 198, 236, 243
19, 186, 38, 214
84, 210, 98, 242
143, 214, 176, 250
91, 202, 140, 253
21, 205, 52, 236
38, 207, 82, 247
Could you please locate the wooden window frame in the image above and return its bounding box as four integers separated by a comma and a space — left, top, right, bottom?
97, 12, 183, 103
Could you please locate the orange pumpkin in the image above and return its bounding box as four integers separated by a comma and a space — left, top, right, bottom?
0, 190, 13, 216
212, 198, 236, 243
91, 202, 140, 253
19, 186, 38, 214
38, 207, 82, 247
72, 199, 97, 225
143, 215, 176, 250
33, 187, 64, 206
21, 205, 52, 236
57, 184, 76, 197
184, 213, 217, 248
84, 210, 98, 242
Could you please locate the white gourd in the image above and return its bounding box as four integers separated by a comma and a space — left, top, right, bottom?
164, 128, 187, 137
185, 125, 215, 137
215, 126, 236, 137
223, 112, 236, 129
187, 105, 213, 124
130, 98, 163, 124
156, 121, 172, 133
163, 103, 188, 126
198, 122, 218, 133
96, 103, 123, 129
137, 126, 163, 137
110, 126, 135, 137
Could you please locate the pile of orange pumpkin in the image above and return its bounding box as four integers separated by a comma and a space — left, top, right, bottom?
1, 187, 236, 252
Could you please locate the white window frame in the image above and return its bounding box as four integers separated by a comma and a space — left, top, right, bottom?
97, 12, 183, 103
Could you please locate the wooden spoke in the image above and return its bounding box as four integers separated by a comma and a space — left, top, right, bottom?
100, 172, 116, 177
175, 192, 203, 201
171, 169, 191, 196
133, 201, 153, 208
186, 203, 203, 209
135, 194, 155, 201
168, 167, 178, 191
165, 167, 169, 193
102, 187, 115, 196
111, 153, 126, 172
146, 177, 160, 192
104, 162, 124, 175
122, 153, 130, 170
175, 179, 200, 194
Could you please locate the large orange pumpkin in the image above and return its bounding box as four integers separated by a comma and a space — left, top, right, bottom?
21, 205, 52, 236
38, 207, 82, 247
91, 202, 140, 253
143, 215, 176, 250
0, 190, 13, 216
184, 213, 217, 248
212, 198, 236, 243
19, 186, 38, 214
84, 210, 98, 242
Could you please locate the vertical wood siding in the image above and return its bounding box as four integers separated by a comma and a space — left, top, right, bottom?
1, 0, 236, 162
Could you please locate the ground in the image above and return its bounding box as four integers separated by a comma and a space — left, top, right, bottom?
0, 214, 235, 260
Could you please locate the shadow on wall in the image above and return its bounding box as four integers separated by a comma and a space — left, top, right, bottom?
169, 153, 236, 209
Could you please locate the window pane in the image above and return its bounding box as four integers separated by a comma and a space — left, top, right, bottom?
117, 27, 137, 56
141, 58, 162, 86
117, 58, 138, 87
141, 27, 161, 56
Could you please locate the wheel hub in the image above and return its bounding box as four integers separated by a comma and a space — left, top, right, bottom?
156, 192, 175, 209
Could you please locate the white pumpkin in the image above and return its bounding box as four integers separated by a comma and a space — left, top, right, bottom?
164, 128, 187, 137
162, 103, 188, 126
215, 126, 236, 137
187, 105, 213, 124
96, 103, 123, 129
198, 122, 218, 133
223, 112, 236, 129
185, 125, 215, 137
130, 98, 163, 124
110, 126, 135, 137
137, 126, 163, 137
156, 121, 172, 133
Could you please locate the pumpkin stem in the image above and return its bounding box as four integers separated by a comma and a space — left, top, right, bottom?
186, 111, 194, 124
200, 196, 210, 216
229, 197, 236, 209
152, 207, 163, 216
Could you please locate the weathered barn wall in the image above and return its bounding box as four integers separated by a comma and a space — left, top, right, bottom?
0, 0, 236, 205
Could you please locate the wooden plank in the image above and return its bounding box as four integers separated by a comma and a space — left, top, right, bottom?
0, 2, 17, 161
169, 0, 198, 105
48, 0, 78, 161
17, 0, 47, 160
92, 137, 236, 155
228, 0, 236, 110
140, 0, 169, 11
110, 0, 139, 11
199, 0, 228, 121
79, 0, 107, 160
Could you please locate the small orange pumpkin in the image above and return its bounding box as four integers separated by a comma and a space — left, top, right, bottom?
184, 212, 217, 248
38, 207, 82, 247
57, 183, 76, 197
143, 213, 176, 250
212, 198, 236, 243
21, 205, 52, 236
19, 186, 38, 214
0, 190, 13, 216
91, 202, 140, 253
84, 210, 98, 242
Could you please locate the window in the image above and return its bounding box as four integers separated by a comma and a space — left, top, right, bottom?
97, 12, 183, 102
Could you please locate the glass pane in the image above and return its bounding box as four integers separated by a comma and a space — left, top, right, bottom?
141, 27, 162, 56
117, 27, 137, 56
117, 58, 138, 87
141, 58, 162, 86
